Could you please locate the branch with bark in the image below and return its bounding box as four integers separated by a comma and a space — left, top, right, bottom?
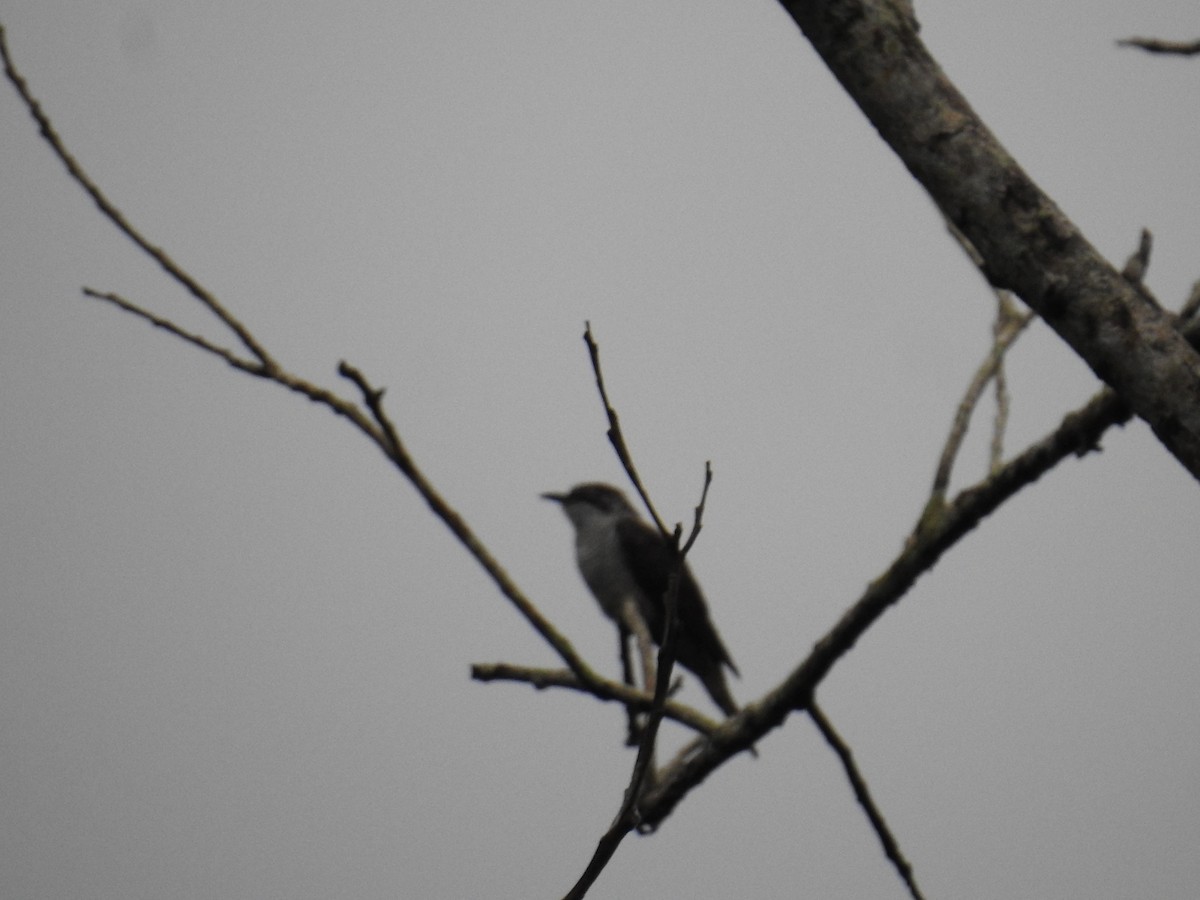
4, 7, 1199, 899
778, 0, 1200, 479
1117, 36, 1200, 56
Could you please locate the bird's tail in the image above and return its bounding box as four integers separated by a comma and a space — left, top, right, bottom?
697, 667, 758, 758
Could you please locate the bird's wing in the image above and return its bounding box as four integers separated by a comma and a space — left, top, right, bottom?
615, 517, 738, 675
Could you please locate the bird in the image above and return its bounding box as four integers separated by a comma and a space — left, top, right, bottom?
542, 482, 741, 718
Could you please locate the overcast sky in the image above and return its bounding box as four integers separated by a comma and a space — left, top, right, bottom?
3, 2, 1199, 898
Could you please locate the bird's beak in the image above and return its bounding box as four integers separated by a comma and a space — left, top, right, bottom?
540, 491, 566, 504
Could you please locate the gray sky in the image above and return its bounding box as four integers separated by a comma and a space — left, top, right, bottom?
2, 2, 1199, 898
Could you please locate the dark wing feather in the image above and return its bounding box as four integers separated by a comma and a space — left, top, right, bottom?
615, 517, 739, 678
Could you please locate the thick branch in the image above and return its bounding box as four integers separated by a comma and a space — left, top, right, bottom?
635, 367, 1149, 826
777, 0, 1200, 478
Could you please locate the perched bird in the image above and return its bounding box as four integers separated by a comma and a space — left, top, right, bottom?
542, 482, 741, 717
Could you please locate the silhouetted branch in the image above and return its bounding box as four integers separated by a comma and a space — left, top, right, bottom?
989, 298, 1019, 472
562, 466, 712, 900
0, 25, 273, 369
1116, 37, 1200, 56
12, 10, 1200, 892
810, 702, 925, 900
82, 288, 262, 373
635, 325, 1200, 825
1121, 228, 1153, 284
332, 362, 605, 687
930, 300, 1032, 499
1179, 281, 1200, 326
928, 222, 1158, 502
1, 23, 618, 709
470, 663, 719, 735
941, 221, 1035, 481
583, 322, 671, 537
777, 0, 1200, 479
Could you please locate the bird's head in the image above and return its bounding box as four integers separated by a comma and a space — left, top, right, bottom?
541, 482, 636, 530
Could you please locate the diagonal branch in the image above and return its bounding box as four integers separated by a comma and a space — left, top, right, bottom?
929, 300, 1032, 500
633, 342, 1182, 825
83, 288, 264, 375
333, 363, 601, 684
777, 0, 1200, 478
0, 25, 274, 370
583, 322, 671, 537
936, 221, 1035, 488
642, 280, 1200, 824
469, 663, 720, 735
0, 24, 617, 705
1116, 37, 1200, 56
810, 702, 925, 900
561, 466, 713, 900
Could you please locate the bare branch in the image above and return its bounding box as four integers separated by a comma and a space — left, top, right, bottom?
1116, 37, 1200, 56
83, 288, 263, 375
930, 301, 1032, 499
680, 463, 714, 557
0, 28, 616, 714
1121, 228, 1153, 284
617, 624, 641, 746
16, 9, 1200, 880
84, 290, 394, 449
334, 362, 605, 686
941, 221, 1034, 480
1177, 280, 1200, 326
470, 663, 719, 735
0, 25, 274, 369
641, 291, 1200, 823
810, 702, 925, 900
1120, 227, 1164, 310
989, 297, 1019, 472
561, 464, 713, 899
583, 322, 670, 536
634, 356, 1166, 826
777, 1, 1200, 478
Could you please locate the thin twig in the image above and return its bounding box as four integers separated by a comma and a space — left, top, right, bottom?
1116, 37, 1200, 56
680, 464, 713, 557
934, 220, 1035, 496
0, 30, 615, 712
470, 663, 719, 735
989, 298, 1016, 472
0, 25, 274, 369
930, 303, 1032, 499
336, 363, 600, 684
631, 464, 715, 813
810, 702, 925, 900
1120, 227, 1162, 308
635, 347, 1184, 827
83, 288, 262, 375
18, 15, 1200, 858
1121, 228, 1153, 284
562, 468, 711, 900
85, 290, 390, 445
1178, 280, 1200, 326
582, 322, 669, 536
564, 338, 716, 895
617, 624, 641, 746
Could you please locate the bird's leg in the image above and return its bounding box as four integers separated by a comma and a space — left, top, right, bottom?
618, 599, 659, 773
617, 624, 639, 747
621, 601, 657, 699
